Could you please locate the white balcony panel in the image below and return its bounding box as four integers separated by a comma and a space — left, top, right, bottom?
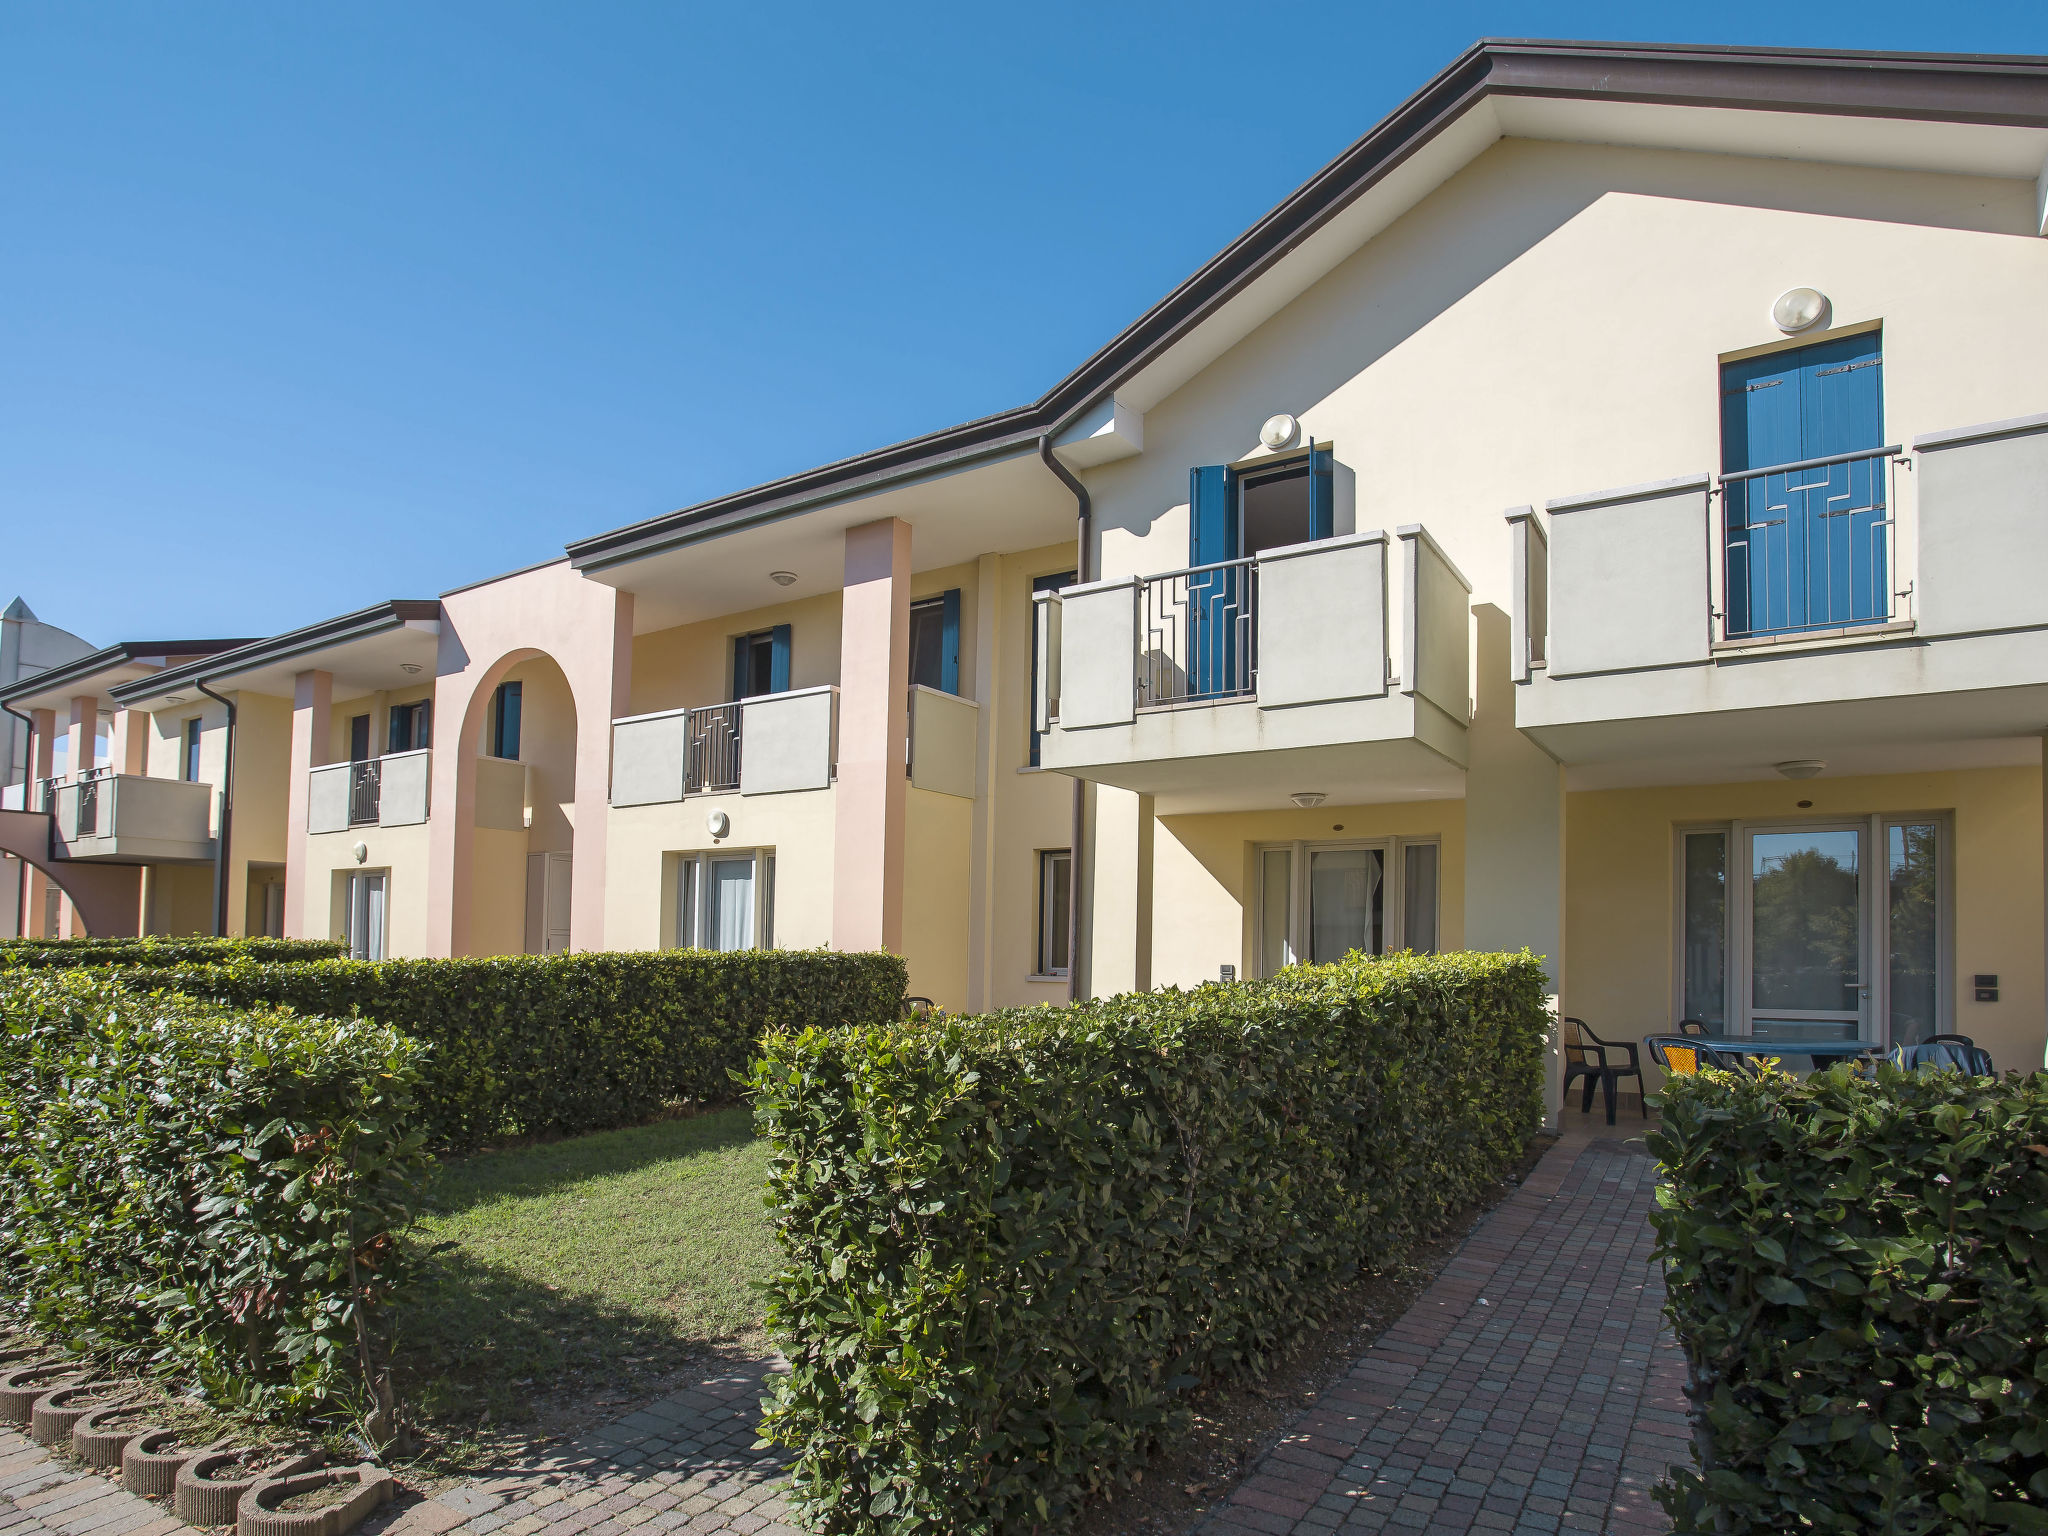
379, 749, 432, 827
308, 763, 353, 835
476, 755, 529, 831
54, 774, 214, 863
1058, 578, 1140, 729
1915, 414, 2048, 639
909, 686, 978, 800
1257, 533, 1387, 709
1545, 475, 1712, 677
741, 685, 837, 795
611, 710, 690, 807
1397, 526, 1473, 723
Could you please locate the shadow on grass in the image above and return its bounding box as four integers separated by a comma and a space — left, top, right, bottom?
421, 1104, 760, 1218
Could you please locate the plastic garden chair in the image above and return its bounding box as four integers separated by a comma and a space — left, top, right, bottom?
1561, 1016, 1645, 1126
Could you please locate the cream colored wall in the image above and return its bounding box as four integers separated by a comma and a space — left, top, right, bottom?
146, 701, 228, 830
470, 828, 528, 956
1082, 138, 2048, 618
143, 863, 215, 937
324, 684, 434, 764
603, 789, 837, 953
1566, 765, 2045, 1081
498, 657, 577, 855
303, 823, 433, 958
1152, 799, 1466, 991
226, 691, 292, 935
628, 591, 844, 717
903, 787, 971, 1011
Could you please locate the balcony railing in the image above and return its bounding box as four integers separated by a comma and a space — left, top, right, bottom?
74, 768, 110, 839
684, 702, 742, 794
1718, 446, 1904, 641
1138, 557, 1256, 708
348, 759, 382, 826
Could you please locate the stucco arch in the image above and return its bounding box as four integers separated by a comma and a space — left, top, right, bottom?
426, 562, 632, 956
0, 811, 142, 937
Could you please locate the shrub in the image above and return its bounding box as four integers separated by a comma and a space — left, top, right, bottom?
750, 949, 1550, 1533
154, 948, 908, 1153
0, 970, 427, 1419
0, 936, 345, 968
1650, 1063, 2048, 1534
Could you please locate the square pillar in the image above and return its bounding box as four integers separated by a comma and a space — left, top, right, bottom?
1087, 786, 1154, 998
284, 669, 333, 939
833, 517, 912, 954
1464, 605, 1566, 1129
111, 709, 148, 775
26, 709, 55, 938
65, 695, 95, 781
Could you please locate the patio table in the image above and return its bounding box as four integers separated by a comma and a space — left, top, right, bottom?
1693, 1035, 1882, 1071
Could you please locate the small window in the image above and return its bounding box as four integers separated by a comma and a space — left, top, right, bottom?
673, 849, 775, 952
1255, 835, 1438, 975
1028, 572, 1075, 767
343, 870, 387, 961
488, 681, 522, 760
349, 714, 371, 763
182, 718, 203, 782
909, 591, 961, 694
1037, 849, 1072, 977
732, 626, 791, 700
1189, 446, 1334, 567
388, 700, 431, 754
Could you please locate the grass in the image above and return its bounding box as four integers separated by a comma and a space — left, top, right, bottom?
393, 1106, 776, 1446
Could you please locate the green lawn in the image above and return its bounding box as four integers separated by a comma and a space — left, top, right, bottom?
394, 1107, 776, 1432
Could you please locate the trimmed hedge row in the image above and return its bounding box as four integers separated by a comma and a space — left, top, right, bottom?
1650, 1064, 2048, 1534
751, 949, 1550, 1532
0, 970, 427, 1418
153, 948, 909, 1153
0, 936, 344, 968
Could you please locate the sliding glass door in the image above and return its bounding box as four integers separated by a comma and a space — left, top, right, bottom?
1745, 824, 1866, 1043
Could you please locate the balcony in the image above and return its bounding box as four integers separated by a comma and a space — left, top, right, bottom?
611, 686, 838, 806
1511, 412, 2048, 762
44, 770, 215, 863
1035, 529, 1471, 811
308, 749, 432, 834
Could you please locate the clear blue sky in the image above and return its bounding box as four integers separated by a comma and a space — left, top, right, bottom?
5, 1, 2044, 642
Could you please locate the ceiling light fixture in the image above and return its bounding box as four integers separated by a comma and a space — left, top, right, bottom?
770, 571, 798, 587
399, 663, 422, 675
1774, 760, 1827, 780
165, 695, 187, 705
1290, 791, 1327, 808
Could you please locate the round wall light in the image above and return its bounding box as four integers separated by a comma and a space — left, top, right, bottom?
706, 810, 730, 838
1771, 288, 1829, 334
351, 841, 369, 864
1290, 790, 1327, 808
1259, 413, 1300, 451
1774, 760, 1827, 780
770, 571, 798, 587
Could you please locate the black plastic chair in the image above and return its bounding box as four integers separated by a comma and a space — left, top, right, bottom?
1676, 1019, 1710, 1037
904, 995, 935, 1019
1562, 1017, 1645, 1126
1645, 1035, 1740, 1077
1892, 1037, 1994, 1076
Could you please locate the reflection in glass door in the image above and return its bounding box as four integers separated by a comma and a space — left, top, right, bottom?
1746, 826, 1865, 1043
1309, 849, 1382, 964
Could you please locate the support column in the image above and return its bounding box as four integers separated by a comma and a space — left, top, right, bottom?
1464, 605, 1567, 1129
567, 589, 635, 953
57, 697, 96, 937
1087, 786, 1154, 997
833, 517, 911, 954
26, 710, 55, 938
111, 708, 148, 775
284, 669, 333, 939
965, 553, 1002, 1011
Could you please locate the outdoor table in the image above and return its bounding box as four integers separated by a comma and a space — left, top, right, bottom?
1694, 1036, 1882, 1071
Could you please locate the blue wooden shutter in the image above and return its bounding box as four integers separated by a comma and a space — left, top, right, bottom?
939, 589, 960, 694
730, 636, 749, 701
1306, 444, 1334, 542
769, 624, 792, 692
1189, 464, 1237, 565
417, 699, 432, 750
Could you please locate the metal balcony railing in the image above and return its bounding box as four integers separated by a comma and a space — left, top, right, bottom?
74, 768, 110, 838
1138, 557, 1256, 708
1718, 446, 1905, 641
36, 777, 60, 814
684, 702, 742, 794
348, 759, 382, 826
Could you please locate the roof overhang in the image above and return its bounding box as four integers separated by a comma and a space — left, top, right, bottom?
1, 640, 259, 716
110, 601, 443, 711
559, 38, 2048, 583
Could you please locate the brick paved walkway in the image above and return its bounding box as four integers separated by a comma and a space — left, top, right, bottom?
1192, 1128, 1689, 1535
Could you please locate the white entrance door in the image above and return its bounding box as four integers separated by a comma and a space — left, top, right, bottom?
524, 852, 572, 954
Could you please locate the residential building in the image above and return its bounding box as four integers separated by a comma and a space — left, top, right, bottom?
0, 599, 97, 935
7, 40, 2048, 1095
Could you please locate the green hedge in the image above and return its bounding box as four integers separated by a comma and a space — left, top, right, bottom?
154, 948, 908, 1153
750, 949, 1549, 1532
0, 936, 345, 968
0, 970, 427, 1418
1650, 1064, 2048, 1533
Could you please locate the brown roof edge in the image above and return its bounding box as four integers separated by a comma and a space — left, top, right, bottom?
567, 38, 2048, 572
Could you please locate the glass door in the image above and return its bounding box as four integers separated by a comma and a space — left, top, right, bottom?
1742, 824, 1867, 1043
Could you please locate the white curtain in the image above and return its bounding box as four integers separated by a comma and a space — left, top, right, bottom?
707, 858, 754, 952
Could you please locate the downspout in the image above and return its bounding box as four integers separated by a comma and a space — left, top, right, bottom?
0, 701, 39, 937
195, 680, 236, 938
1037, 412, 1096, 1004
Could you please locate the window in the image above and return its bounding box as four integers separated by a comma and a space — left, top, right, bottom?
1189, 445, 1334, 567
182, 718, 203, 782
387, 699, 431, 754
1254, 836, 1439, 976
1675, 815, 1949, 1046
909, 591, 961, 694
487, 681, 522, 760
732, 625, 791, 700
1037, 849, 1072, 977
343, 871, 387, 961
1028, 572, 1075, 767
673, 850, 775, 952
348, 714, 371, 763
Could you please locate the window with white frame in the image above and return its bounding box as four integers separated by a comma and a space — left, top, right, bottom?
342, 870, 387, 961
1675, 814, 1949, 1047
1036, 848, 1072, 977
673, 849, 776, 952
1254, 836, 1439, 976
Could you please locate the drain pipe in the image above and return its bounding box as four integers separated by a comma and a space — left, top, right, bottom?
1037, 413, 1096, 1004
0, 700, 39, 937
196, 679, 237, 938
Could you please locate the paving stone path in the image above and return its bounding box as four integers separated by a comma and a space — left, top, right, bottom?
1193, 1130, 1688, 1535
0, 1124, 1686, 1536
